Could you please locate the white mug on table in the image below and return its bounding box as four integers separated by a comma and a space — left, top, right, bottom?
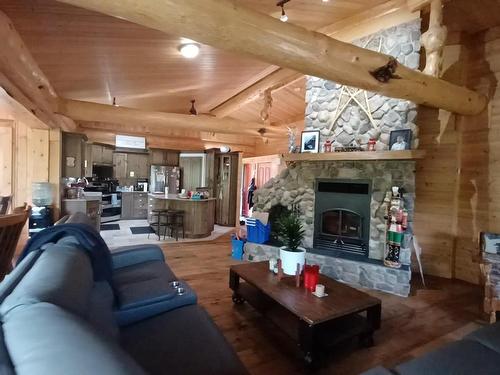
315, 284, 325, 297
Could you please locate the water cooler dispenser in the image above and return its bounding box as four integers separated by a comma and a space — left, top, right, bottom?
29, 182, 54, 236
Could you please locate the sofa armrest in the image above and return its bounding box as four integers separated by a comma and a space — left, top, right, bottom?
111, 245, 165, 270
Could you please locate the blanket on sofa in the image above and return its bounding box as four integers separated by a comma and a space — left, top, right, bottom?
17, 223, 113, 282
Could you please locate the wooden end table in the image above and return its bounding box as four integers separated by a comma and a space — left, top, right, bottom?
229, 261, 381, 366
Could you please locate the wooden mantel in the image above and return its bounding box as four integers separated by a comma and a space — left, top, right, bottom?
282, 150, 426, 162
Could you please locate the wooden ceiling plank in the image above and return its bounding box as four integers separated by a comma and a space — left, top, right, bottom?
54, 0, 487, 115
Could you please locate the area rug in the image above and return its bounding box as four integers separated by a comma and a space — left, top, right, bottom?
130, 226, 155, 234
100, 224, 120, 231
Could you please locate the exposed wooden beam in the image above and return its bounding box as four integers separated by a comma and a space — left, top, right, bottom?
57, 98, 286, 138
210, 0, 416, 118
56, 0, 487, 115
210, 69, 302, 118
80, 127, 256, 155
0, 11, 62, 128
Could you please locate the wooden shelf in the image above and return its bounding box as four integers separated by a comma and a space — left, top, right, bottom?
281, 150, 426, 162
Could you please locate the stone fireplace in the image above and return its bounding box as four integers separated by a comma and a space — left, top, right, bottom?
244, 160, 415, 297
243, 19, 421, 297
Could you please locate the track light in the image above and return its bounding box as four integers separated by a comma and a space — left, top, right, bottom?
280, 6, 288, 22
277, 0, 290, 22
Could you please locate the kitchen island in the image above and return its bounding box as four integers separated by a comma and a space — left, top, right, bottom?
148, 194, 216, 238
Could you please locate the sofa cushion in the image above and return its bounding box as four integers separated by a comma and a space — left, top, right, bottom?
0, 325, 14, 375
0, 251, 41, 304
113, 260, 176, 286
1, 245, 93, 318
87, 281, 119, 339
2, 302, 145, 375
115, 280, 197, 326
121, 304, 247, 375
111, 245, 165, 269
394, 340, 500, 375
464, 322, 500, 354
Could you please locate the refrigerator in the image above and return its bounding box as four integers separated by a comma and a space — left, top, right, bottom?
150, 165, 181, 194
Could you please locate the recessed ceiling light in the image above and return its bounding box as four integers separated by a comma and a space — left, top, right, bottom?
179, 43, 200, 58
322, 0, 329, 2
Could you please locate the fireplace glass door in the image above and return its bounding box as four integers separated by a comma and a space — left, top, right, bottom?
321, 209, 362, 240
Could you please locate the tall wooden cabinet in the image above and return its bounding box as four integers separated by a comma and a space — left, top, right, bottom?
214, 152, 241, 227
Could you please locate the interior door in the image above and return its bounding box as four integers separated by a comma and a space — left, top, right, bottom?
256, 162, 272, 188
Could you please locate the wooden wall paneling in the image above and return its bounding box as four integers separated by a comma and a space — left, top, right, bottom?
13, 120, 28, 207
0, 120, 13, 197
452, 30, 500, 284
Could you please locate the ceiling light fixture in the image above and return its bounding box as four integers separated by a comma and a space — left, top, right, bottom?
322, 0, 329, 2
179, 43, 200, 58
277, 0, 290, 22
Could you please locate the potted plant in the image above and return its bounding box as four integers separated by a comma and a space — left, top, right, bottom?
277, 212, 306, 275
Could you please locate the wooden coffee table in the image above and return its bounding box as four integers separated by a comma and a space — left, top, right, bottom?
229, 261, 381, 365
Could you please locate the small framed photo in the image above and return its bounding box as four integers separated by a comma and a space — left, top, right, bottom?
300, 130, 320, 153
389, 129, 412, 151
480, 232, 500, 254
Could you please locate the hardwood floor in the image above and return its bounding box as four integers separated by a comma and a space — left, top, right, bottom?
162, 234, 485, 375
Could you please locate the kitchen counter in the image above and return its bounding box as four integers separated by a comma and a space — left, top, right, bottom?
148, 194, 216, 238
148, 193, 216, 201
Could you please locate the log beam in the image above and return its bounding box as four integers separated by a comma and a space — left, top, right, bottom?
209, 0, 414, 118
57, 98, 286, 138
210, 69, 302, 118
0, 11, 62, 128
54, 0, 487, 115
80, 127, 256, 155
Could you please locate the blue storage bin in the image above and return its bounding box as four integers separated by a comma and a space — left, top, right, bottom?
246, 218, 270, 244
231, 235, 245, 260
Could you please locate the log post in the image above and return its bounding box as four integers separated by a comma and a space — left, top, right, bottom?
421, 0, 447, 77
55, 0, 487, 115
57, 98, 286, 138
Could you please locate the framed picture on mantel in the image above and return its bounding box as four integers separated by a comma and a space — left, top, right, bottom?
300, 130, 320, 153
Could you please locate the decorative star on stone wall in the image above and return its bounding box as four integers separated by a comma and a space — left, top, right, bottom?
327, 36, 383, 133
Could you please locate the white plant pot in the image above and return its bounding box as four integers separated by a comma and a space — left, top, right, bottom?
279, 246, 306, 275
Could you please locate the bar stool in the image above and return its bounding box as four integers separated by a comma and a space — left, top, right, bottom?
148, 208, 169, 241
166, 210, 185, 241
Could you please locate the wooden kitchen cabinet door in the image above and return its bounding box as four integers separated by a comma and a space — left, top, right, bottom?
113, 153, 128, 179
102, 147, 114, 164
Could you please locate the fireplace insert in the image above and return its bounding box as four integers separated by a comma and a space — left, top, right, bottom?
314, 179, 371, 256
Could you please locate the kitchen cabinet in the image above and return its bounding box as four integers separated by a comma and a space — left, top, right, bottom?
91, 144, 114, 165
126, 153, 149, 178
214, 152, 241, 227
149, 149, 180, 167
62, 133, 87, 178
113, 153, 128, 179
121, 192, 148, 219
62, 198, 101, 231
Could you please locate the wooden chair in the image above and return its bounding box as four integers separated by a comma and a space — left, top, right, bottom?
0, 196, 11, 215
0, 205, 31, 281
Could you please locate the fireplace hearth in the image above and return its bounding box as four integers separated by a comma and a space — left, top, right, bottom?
314, 180, 371, 257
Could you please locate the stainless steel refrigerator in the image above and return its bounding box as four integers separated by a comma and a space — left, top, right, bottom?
150, 165, 181, 193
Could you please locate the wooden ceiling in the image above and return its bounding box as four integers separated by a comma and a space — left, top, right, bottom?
0, 0, 388, 122
2, 0, 500, 130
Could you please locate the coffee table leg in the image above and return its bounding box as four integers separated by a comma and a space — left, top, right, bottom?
229, 270, 245, 304
360, 303, 381, 347
298, 320, 317, 366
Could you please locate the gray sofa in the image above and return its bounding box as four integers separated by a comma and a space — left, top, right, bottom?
362, 322, 500, 375
0, 215, 247, 375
